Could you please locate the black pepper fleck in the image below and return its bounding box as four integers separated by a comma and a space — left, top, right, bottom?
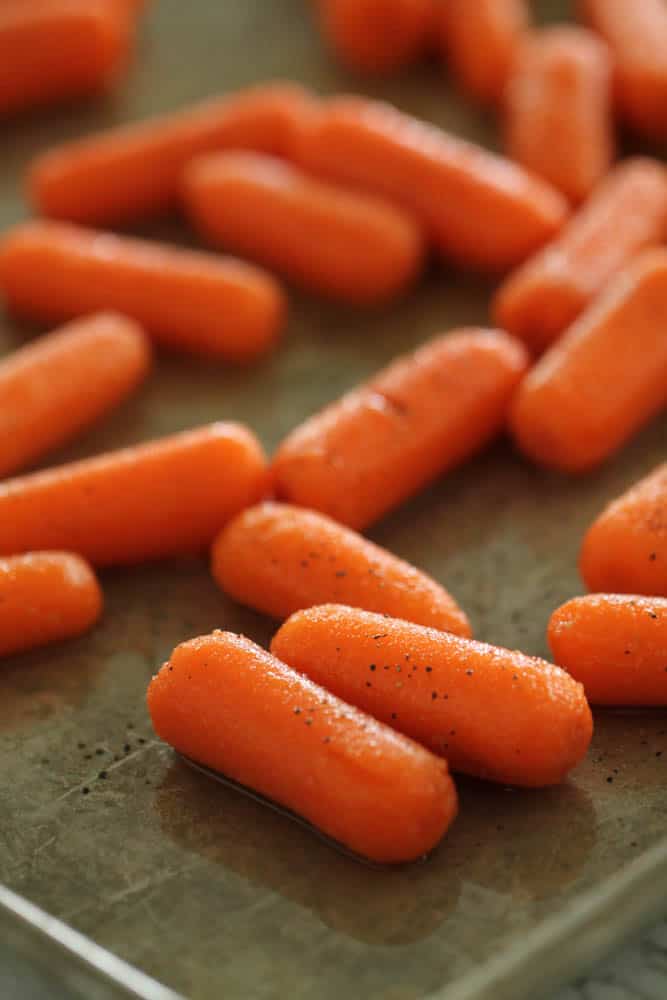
369, 664, 376, 671
77, 742, 86, 749
335, 571, 347, 578
391, 712, 397, 720
431, 692, 438, 700
98, 771, 108, 780
607, 776, 614, 783
649, 553, 657, 561
82, 787, 90, 795
466, 670, 474, 677
95, 748, 104, 756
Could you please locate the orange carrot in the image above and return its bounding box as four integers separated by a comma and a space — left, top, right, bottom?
272, 328, 528, 530
493, 159, 667, 353
0, 552, 102, 657
28, 82, 315, 227
510, 249, 667, 473
0, 423, 267, 567
0, 312, 150, 479
439, 0, 529, 105
315, 0, 434, 75
183, 151, 424, 304
580, 0, 667, 139
148, 630, 457, 863
211, 501, 471, 636
290, 95, 568, 272
0, 222, 285, 361
0, 0, 132, 118
548, 594, 667, 706
504, 27, 614, 205
271, 605, 593, 787
580, 464, 667, 596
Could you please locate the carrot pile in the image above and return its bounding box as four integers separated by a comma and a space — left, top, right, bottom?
1, 1, 666, 866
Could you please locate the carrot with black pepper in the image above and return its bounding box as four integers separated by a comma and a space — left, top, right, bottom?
314, 0, 434, 75
272, 328, 528, 530
0, 552, 102, 657
271, 604, 593, 787
580, 464, 667, 596
549, 594, 667, 706
148, 630, 458, 864
212, 502, 471, 635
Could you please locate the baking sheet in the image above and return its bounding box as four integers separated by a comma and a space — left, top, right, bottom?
1, 2, 667, 998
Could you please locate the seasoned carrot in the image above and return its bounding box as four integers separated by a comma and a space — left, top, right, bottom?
28, 82, 315, 227
290, 96, 568, 272
211, 502, 471, 636
439, 0, 529, 105
315, 0, 434, 75
504, 27, 614, 205
0, 0, 132, 118
580, 464, 667, 597
493, 159, 667, 352
510, 249, 667, 473
148, 630, 457, 864
0, 222, 285, 362
580, 0, 667, 139
183, 152, 424, 304
0, 423, 267, 567
548, 594, 667, 706
0, 552, 102, 657
271, 605, 592, 787
272, 328, 528, 530
0, 313, 150, 479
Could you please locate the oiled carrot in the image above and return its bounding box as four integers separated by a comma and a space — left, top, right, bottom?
290, 95, 568, 272
0, 552, 102, 657
580, 0, 667, 139
0, 222, 285, 361
272, 328, 528, 530
0, 423, 267, 567
183, 152, 424, 304
493, 158, 667, 353
148, 630, 457, 863
271, 605, 593, 787
211, 501, 471, 636
548, 594, 667, 706
439, 0, 529, 105
504, 27, 614, 205
510, 249, 667, 473
0, 0, 132, 118
0, 312, 150, 479
580, 464, 667, 596
315, 0, 434, 75
28, 82, 315, 226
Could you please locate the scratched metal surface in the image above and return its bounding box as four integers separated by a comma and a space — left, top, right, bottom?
1, 2, 667, 999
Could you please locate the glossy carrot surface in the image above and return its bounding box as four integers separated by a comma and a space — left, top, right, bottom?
0, 222, 286, 361
0, 552, 102, 657
549, 594, 667, 705
315, 0, 434, 74
212, 501, 471, 635
148, 630, 458, 863
580, 464, 667, 597
0, 312, 151, 479
272, 328, 528, 530
271, 605, 593, 787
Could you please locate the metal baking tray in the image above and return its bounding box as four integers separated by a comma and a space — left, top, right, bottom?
2, 2, 667, 998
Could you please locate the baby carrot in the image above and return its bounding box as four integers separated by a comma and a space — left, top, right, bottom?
439, 0, 529, 105
0, 0, 132, 118
315, 0, 434, 75
148, 630, 458, 864
504, 27, 614, 205
290, 95, 568, 272
548, 594, 667, 706
580, 0, 667, 139
0, 312, 150, 479
28, 82, 315, 227
493, 158, 667, 352
0, 221, 285, 361
0, 423, 267, 567
510, 249, 667, 473
271, 605, 593, 787
580, 464, 667, 597
272, 328, 528, 530
183, 152, 424, 305
0, 552, 102, 657
211, 501, 471, 636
